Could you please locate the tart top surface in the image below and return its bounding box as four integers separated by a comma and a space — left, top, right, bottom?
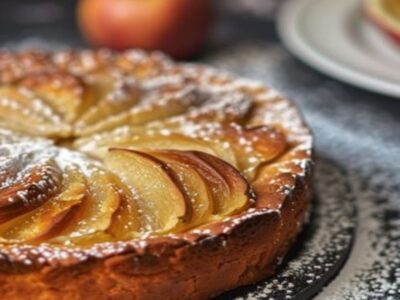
0, 50, 312, 265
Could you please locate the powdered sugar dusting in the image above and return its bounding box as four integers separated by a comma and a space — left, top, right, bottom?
218, 158, 355, 300
207, 40, 400, 299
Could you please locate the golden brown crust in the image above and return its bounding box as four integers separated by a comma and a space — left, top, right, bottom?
0, 49, 313, 300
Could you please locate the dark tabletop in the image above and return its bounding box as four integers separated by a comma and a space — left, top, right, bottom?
0, 1, 399, 299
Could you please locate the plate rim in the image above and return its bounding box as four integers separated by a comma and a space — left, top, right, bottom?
277, 0, 400, 99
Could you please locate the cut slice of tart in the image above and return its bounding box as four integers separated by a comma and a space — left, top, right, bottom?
365, 0, 400, 45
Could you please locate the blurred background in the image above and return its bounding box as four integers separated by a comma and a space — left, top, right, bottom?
0, 0, 399, 299
0, 0, 282, 54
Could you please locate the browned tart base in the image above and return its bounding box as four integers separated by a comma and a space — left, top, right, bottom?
0, 50, 313, 300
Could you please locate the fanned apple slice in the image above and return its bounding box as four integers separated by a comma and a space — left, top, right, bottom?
151, 151, 228, 216
0, 86, 71, 138
55, 170, 120, 242
76, 130, 237, 167
105, 148, 192, 233
78, 89, 201, 136
19, 71, 95, 123
0, 120, 51, 138
150, 151, 213, 229
0, 160, 63, 222
216, 125, 287, 179
154, 90, 253, 126
156, 151, 251, 217
0, 167, 86, 242
193, 151, 252, 216
106, 176, 142, 240
0, 93, 70, 138
76, 78, 142, 129
0, 87, 65, 124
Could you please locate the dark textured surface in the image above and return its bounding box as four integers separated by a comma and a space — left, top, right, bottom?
216, 159, 356, 299
1, 1, 399, 299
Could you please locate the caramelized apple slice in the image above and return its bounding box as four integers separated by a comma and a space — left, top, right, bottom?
106, 148, 192, 233
193, 151, 252, 215
78, 89, 201, 136
0, 87, 64, 124
0, 120, 52, 138
152, 151, 251, 217
0, 168, 86, 242
106, 176, 141, 239
218, 125, 287, 179
19, 71, 95, 123
155, 90, 253, 125
151, 151, 213, 228
0, 160, 63, 222
55, 170, 120, 242
76, 130, 237, 166
0, 92, 70, 138
0, 86, 71, 137
77, 78, 142, 128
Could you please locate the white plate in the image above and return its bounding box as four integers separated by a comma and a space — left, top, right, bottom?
277, 0, 400, 98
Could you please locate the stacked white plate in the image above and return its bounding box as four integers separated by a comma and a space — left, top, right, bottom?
278, 0, 400, 98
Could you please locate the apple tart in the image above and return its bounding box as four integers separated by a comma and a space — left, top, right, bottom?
0, 50, 313, 300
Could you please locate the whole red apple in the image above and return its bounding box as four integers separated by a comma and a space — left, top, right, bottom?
77, 0, 213, 58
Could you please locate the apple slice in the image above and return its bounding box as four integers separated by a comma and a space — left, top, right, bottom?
76, 130, 237, 167
0, 167, 86, 242
365, 0, 400, 46
188, 151, 252, 216
0, 86, 65, 125
177, 91, 253, 124
55, 170, 120, 242
106, 176, 142, 239
0, 92, 70, 138
19, 71, 95, 123
78, 89, 200, 136
76, 76, 142, 129
105, 148, 192, 233
0, 160, 63, 222
150, 151, 214, 229
217, 125, 287, 179
152, 150, 251, 217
